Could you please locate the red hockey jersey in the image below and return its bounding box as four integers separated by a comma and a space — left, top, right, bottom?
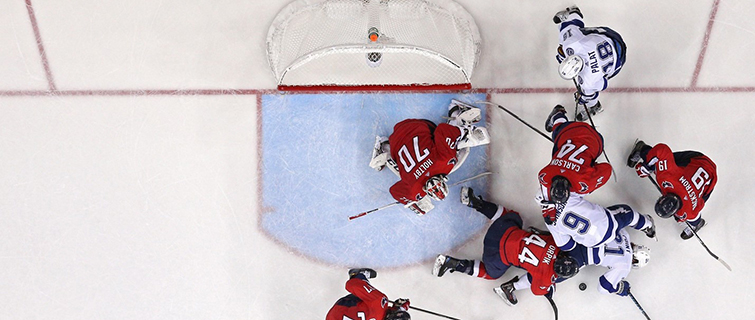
325, 278, 391, 320
498, 228, 561, 296
646, 143, 717, 222
538, 122, 611, 195
388, 119, 462, 204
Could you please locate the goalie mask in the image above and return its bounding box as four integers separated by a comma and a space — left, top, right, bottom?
558, 54, 584, 80
553, 251, 579, 279
423, 175, 449, 201
654, 193, 681, 218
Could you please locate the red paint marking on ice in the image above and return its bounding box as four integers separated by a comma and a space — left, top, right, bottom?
691, 0, 721, 88
25, 0, 56, 91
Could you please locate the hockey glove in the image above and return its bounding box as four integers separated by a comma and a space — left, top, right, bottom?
535, 193, 558, 225
405, 197, 434, 216
634, 163, 651, 178
393, 298, 410, 311
615, 281, 630, 296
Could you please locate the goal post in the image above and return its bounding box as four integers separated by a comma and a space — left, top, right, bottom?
266, 0, 482, 91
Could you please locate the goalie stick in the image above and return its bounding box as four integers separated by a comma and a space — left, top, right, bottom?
647, 175, 732, 271
348, 171, 493, 220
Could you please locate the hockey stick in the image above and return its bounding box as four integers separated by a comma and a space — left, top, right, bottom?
545, 295, 558, 320
409, 306, 461, 320
647, 175, 732, 271
628, 292, 651, 320
574, 85, 618, 182
348, 201, 401, 220
476, 101, 553, 142
348, 171, 493, 220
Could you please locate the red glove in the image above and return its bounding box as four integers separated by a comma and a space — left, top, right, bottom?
634, 163, 650, 178
394, 298, 410, 311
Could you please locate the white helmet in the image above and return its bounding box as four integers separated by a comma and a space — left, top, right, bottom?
631, 244, 651, 269
423, 175, 449, 201
558, 54, 584, 80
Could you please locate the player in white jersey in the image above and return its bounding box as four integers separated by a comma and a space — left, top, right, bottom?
536, 187, 655, 251
502, 228, 650, 298
553, 6, 627, 121
570, 229, 650, 296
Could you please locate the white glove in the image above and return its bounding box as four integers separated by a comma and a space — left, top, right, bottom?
405, 196, 434, 215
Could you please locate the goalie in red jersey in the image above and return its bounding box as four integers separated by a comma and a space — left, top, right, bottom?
432, 187, 580, 306
326, 268, 410, 320
369, 100, 490, 215
627, 140, 718, 240
537, 105, 612, 208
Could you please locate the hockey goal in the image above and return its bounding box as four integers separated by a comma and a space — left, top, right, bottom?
266, 0, 481, 91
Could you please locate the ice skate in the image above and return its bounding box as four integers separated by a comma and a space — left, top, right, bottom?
574, 101, 603, 122
432, 254, 464, 277
553, 5, 583, 24
545, 104, 567, 132
460, 187, 485, 211
493, 276, 519, 306
681, 219, 706, 240
641, 214, 656, 239
627, 139, 650, 167
348, 268, 377, 279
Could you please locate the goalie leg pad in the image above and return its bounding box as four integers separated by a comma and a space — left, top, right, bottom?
448, 99, 482, 126
457, 126, 491, 149
369, 136, 390, 171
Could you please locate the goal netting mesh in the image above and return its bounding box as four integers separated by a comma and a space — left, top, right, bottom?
266, 0, 482, 91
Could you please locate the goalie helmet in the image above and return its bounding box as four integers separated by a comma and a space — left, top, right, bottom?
423, 175, 449, 201
553, 251, 579, 279
631, 244, 651, 269
549, 176, 571, 204
384, 310, 410, 320
654, 193, 681, 218
558, 54, 584, 80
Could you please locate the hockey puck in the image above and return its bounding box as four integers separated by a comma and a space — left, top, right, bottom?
579, 283, 587, 291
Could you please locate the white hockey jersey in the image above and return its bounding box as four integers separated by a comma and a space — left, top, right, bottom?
544, 192, 619, 250
558, 18, 625, 96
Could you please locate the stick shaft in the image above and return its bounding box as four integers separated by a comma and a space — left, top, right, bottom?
409, 305, 461, 320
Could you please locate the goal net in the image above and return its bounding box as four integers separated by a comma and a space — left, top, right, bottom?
266, 0, 482, 91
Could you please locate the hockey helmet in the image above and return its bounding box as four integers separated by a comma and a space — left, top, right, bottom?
558, 54, 584, 80
631, 244, 651, 269
549, 176, 571, 204
384, 310, 411, 320
654, 193, 681, 218
553, 251, 579, 279
424, 175, 449, 201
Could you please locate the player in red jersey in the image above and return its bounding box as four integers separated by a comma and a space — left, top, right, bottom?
369, 100, 490, 215
432, 188, 579, 306
627, 140, 718, 239
326, 268, 410, 320
538, 105, 612, 211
